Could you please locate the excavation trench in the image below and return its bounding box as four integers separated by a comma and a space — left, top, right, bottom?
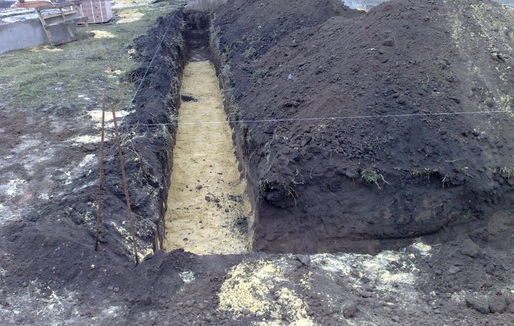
162, 12, 252, 255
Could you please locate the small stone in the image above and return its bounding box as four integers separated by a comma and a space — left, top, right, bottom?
107, 285, 113, 291
83, 144, 96, 152
301, 135, 312, 146
361, 276, 372, 284
383, 39, 395, 47
507, 302, 514, 313
465, 293, 490, 314
185, 299, 195, 307
296, 254, 311, 266
489, 295, 507, 314
448, 266, 461, 275
305, 307, 314, 316
384, 295, 396, 303
460, 239, 480, 258
360, 291, 373, 298
343, 301, 358, 318
485, 262, 496, 275
205, 196, 211, 202
196, 185, 203, 190
113, 287, 120, 293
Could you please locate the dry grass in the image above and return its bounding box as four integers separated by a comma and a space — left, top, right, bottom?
185, 0, 226, 11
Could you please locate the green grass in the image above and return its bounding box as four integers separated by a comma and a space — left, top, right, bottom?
361, 168, 389, 189
0, 3, 181, 110
499, 166, 514, 179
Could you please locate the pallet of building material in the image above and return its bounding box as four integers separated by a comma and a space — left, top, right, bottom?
80, 0, 112, 24
35, 1, 91, 45
10, 0, 52, 8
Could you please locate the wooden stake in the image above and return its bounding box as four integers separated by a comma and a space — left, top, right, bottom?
95, 96, 106, 251
112, 105, 140, 265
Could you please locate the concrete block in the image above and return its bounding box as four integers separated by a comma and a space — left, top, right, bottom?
0, 8, 78, 54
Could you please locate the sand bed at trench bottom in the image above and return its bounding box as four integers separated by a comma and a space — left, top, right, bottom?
164, 61, 252, 255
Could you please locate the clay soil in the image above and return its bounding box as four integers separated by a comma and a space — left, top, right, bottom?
1, 0, 514, 325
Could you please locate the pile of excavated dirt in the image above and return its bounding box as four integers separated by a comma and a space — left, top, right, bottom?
212, 0, 514, 253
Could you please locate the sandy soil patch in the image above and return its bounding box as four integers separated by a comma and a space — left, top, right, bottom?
164, 61, 251, 255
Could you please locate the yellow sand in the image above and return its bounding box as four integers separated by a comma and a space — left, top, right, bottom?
217, 259, 314, 325
163, 61, 251, 255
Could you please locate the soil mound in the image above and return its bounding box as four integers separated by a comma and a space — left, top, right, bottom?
213, 0, 514, 253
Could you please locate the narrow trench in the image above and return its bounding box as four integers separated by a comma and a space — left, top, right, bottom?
163, 13, 252, 255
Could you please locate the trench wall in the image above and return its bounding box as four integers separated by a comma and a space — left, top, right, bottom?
209, 19, 259, 249
119, 10, 222, 257
100, 10, 187, 258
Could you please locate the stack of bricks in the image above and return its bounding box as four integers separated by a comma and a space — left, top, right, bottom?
10, 0, 53, 8
79, 0, 112, 23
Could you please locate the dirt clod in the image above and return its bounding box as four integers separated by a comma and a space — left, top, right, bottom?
466, 294, 491, 314
460, 239, 481, 258
489, 295, 508, 314
343, 301, 358, 318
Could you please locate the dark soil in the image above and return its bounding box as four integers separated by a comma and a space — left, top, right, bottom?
1, 1, 514, 325
212, 0, 514, 253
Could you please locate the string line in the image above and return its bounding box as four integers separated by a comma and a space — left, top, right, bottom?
119, 109, 512, 127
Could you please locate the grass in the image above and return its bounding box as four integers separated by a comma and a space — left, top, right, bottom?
361, 168, 389, 189
499, 166, 514, 179
252, 68, 267, 80
0, 2, 182, 110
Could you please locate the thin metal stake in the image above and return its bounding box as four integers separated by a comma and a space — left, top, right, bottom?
112, 105, 140, 265
95, 96, 106, 251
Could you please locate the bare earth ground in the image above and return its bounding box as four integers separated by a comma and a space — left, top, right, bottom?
0, 0, 513, 325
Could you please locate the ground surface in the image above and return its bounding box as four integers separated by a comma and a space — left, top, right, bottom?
0, 0, 513, 325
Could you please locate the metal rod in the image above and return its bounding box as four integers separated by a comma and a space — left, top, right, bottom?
111, 105, 140, 265
95, 96, 106, 251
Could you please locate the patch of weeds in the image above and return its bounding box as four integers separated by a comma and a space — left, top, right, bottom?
243, 46, 257, 60
237, 123, 251, 144
499, 166, 514, 179
221, 64, 231, 79
361, 168, 389, 189
411, 167, 440, 183
259, 179, 298, 208
410, 167, 440, 176
225, 87, 236, 107
252, 69, 267, 80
